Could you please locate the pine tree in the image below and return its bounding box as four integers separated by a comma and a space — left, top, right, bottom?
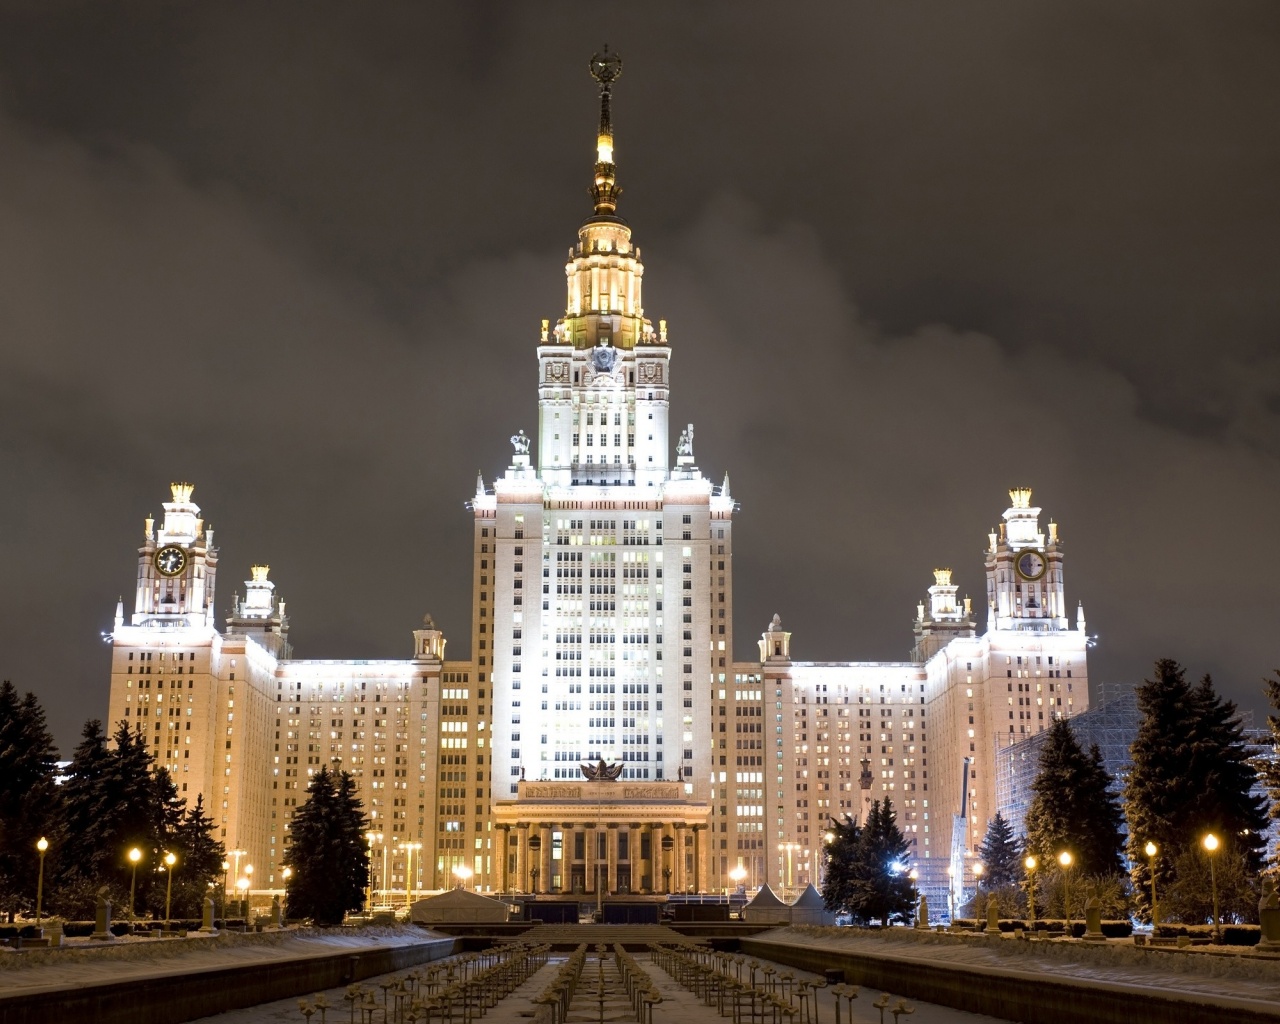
0, 682, 64, 921
1264, 670, 1280, 841
820, 815, 860, 915
167, 795, 225, 918
54, 720, 115, 917
977, 812, 1022, 889
1125, 661, 1268, 923
284, 765, 369, 925
1024, 716, 1124, 876
847, 799, 918, 926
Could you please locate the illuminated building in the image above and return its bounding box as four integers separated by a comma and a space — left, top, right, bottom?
105, 52, 1089, 912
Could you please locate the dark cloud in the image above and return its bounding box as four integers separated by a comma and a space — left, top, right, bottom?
1, 2, 1278, 751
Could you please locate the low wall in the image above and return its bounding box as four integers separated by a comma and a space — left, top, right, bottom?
742, 935, 1280, 1024
0, 935, 460, 1024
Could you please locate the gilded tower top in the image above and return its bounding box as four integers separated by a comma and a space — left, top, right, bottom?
588, 46, 623, 218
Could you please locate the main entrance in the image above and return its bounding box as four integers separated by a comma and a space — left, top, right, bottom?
492, 775, 711, 894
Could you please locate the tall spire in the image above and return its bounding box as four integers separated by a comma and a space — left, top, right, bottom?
588, 45, 623, 218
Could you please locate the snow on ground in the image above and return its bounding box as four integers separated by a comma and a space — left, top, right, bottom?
0, 925, 446, 995
771, 925, 1280, 1004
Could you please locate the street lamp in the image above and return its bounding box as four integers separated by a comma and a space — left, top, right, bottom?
220, 859, 230, 920
163, 852, 177, 933
1144, 841, 1159, 928
236, 875, 250, 918
34, 838, 48, 929
1057, 851, 1074, 936
404, 842, 423, 908
242, 864, 254, 918
1202, 833, 1221, 942
729, 866, 747, 892
227, 849, 246, 900
364, 832, 378, 909
453, 864, 473, 890
1024, 855, 1038, 927
129, 848, 144, 928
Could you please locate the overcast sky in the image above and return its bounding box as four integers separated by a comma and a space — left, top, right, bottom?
1, 2, 1278, 754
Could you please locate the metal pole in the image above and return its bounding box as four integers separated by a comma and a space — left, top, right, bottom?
35, 845, 47, 926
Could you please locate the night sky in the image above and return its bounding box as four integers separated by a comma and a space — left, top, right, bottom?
2, 3, 1278, 755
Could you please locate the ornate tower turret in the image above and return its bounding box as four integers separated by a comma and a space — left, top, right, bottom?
537, 46, 670, 489
131, 482, 219, 628
225, 564, 291, 657
984, 487, 1069, 631
912, 568, 976, 662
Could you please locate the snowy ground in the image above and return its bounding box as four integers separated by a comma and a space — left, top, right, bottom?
770, 925, 1280, 1006
0, 926, 444, 997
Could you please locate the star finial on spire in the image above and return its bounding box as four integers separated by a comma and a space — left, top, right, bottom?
588, 45, 624, 217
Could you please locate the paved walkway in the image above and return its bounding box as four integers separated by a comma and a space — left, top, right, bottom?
185, 948, 1011, 1024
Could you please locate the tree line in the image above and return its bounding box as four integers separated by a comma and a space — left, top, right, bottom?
823, 659, 1279, 926
0, 682, 224, 922
975, 659, 1274, 923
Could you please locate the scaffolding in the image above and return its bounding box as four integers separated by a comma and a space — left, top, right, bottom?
994, 688, 1140, 838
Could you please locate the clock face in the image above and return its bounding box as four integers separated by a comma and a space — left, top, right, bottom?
155, 545, 187, 578
1016, 550, 1047, 581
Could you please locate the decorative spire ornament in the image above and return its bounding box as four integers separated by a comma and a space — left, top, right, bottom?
588, 45, 624, 217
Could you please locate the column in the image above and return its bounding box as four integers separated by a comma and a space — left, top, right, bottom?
693, 825, 703, 894
626, 823, 640, 894
516, 823, 529, 893
641, 823, 653, 893
497, 825, 510, 893
674, 823, 687, 892
606, 823, 619, 894
539, 824, 553, 894
585, 823, 597, 893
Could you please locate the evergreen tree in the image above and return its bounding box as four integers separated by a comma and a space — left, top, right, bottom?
284, 765, 369, 925
166, 795, 225, 918
1125, 661, 1268, 922
54, 720, 115, 917
1264, 670, 1280, 841
977, 812, 1023, 889
0, 682, 64, 921
820, 814, 860, 915
846, 799, 918, 926
1024, 716, 1124, 876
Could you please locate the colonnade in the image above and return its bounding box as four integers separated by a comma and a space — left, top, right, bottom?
495, 821, 709, 894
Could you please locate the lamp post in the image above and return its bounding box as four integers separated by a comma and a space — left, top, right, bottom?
34, 837, 48, 928
242, 863, 254, 919
1057, 851, 1073, 936
729, 865, 746, 893
236, 876, 250, 919
404, 843, 422, 909
129, 847, 143, 928
364, 832, 378, 909
162, 852, 177, 932
227, 849, 246, 900
1024, 855, 1037, 927
454, 864, 473, 890
973, 861, 985, 919
1202, 833, 1221, 942
220, 859, 230, 920
1144, 841, 1159, 928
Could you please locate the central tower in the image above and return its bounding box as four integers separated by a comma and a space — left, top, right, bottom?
478, 52, 734, 872
537, 48, 670, 490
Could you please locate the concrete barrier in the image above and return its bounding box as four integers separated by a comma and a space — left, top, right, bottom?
0, 935, 460, 1024
741, 936, 1280, 1024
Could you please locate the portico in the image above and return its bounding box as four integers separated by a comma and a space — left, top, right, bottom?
492, 778, 710, 894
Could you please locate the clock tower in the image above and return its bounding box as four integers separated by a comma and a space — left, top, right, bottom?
132, 482, 219, 628
984, 487, 1068, 632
